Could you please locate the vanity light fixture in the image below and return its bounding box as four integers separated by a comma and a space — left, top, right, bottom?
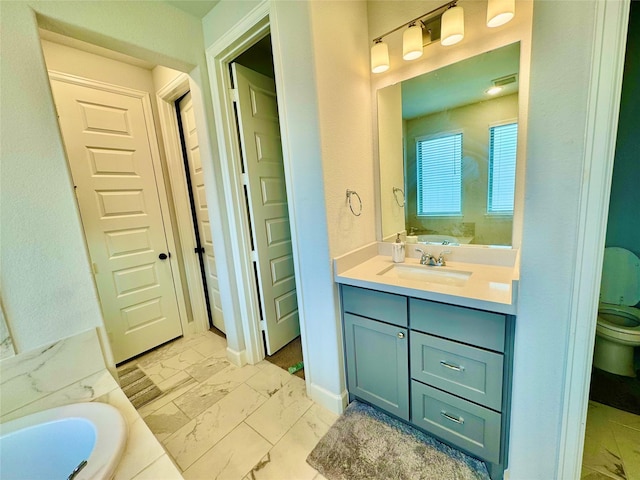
370, 0, 457, 73
402, 23, 424, 60
371, 0, 515, 74
371, 39, 390, 73
441, 5, 465, 46
487, 0, 515, 28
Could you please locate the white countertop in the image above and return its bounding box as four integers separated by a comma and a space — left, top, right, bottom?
334, 243, 519, 315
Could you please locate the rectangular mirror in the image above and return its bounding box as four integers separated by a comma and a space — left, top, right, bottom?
378, 42, 521, 247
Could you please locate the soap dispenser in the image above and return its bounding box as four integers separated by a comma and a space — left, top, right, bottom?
392, 233, 405, 263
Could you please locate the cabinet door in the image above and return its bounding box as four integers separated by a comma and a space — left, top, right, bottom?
344, 313, 409, 420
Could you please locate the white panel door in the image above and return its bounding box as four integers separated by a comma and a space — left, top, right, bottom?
178, 92, 225, 333
232, 63, 300, 355
50, 78, 183, 363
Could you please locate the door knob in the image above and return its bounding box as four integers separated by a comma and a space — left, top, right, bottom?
159, 253, 169, 260
397, 332, 405, 339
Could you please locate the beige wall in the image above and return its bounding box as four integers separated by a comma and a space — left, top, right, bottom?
309, 1, 376, 257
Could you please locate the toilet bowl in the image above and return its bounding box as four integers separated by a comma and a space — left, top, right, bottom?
593, 247, 640, 377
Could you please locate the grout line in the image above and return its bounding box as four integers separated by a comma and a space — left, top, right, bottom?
244, 420, 276, 447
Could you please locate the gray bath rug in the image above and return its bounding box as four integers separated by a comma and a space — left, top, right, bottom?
307, 401, 490, 480
118, 365, 162, 409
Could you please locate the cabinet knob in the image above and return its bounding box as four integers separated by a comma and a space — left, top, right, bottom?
397, 332, 405, 339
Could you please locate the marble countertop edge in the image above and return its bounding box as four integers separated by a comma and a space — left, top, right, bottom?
334, 252, 519, 315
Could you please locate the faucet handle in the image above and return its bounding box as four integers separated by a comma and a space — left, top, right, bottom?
437, 250, 452, 266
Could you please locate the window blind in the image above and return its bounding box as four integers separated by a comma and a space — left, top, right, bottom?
416, 133, 462, 216
488, 123, 518, 214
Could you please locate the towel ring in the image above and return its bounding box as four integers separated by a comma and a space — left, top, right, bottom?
392, 187, 405, 207
346, 189, 362, 216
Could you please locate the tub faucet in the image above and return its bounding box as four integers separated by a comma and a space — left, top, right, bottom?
415, 248, 437, 266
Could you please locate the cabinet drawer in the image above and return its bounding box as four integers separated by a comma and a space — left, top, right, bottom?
342, 285, 407, 327
344, 313, 409, 420
411, 381, 501, 464
410, 332, 504, 411
410, 298, 505, 352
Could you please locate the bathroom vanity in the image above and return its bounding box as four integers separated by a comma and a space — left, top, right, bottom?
335, 244, 518, 480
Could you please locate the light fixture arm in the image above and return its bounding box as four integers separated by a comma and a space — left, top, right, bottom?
372, 0, 457, 44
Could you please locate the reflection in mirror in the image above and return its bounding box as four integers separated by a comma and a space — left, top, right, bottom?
378, 42, 520, 246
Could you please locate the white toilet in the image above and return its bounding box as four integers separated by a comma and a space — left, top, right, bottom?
593, 247, 640, 377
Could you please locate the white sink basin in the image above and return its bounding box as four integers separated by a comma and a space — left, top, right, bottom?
378, 264, 472, 286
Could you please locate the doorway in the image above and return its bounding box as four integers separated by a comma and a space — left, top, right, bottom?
580, 2, 640, 477
231, 36, 302, 357
175, 91, 226, 334
206, 14, 305, 368
49, 73, 184, 364
41, 33, 215, 364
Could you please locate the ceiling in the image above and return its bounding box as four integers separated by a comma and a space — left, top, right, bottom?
401, 42, 520, 120
164, 0, 220, 18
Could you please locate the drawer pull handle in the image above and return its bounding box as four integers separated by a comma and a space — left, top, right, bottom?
441, 411, 464, 425
440, 360, 465, 372
397, 332, 405, 339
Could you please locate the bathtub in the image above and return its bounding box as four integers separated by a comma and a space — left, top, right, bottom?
417, 234, 474, 245
0, 402, 127, 480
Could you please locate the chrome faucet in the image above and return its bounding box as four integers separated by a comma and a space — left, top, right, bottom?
415, 248, 451, 266
415, 248, 437, 266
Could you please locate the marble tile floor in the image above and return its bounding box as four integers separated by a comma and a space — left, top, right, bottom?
118, 331, 336, 480
581, 401, 640, 480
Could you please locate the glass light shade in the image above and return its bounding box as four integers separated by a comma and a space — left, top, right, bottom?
441, 6, 464, 46
487, 0, 515, 27
403, 24, 423, 61
371, 41, 390, 73
486, 86, 502, 95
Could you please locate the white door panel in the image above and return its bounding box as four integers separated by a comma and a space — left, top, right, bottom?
178, 93, 226, 332
51, 78, 183, 363
232, 63, 300, 355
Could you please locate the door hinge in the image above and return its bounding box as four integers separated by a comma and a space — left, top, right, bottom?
92, 262, 99, 275
259, 319, 267, 331
250, 250, 258, 263
241, 173, 249, 185
229, 88, 239, 103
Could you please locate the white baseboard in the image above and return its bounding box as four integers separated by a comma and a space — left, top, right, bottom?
226, 346, 246, 367
307, 382, 348, 415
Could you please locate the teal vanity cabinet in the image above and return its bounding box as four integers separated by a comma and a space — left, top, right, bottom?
342, 285, 409, 420
341, 285, 515, 480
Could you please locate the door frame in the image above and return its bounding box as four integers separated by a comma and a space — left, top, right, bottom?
49, 70, 191, 346
206, 2, 302, 365
156, 73, 210, 335
557, 1, 630, 478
